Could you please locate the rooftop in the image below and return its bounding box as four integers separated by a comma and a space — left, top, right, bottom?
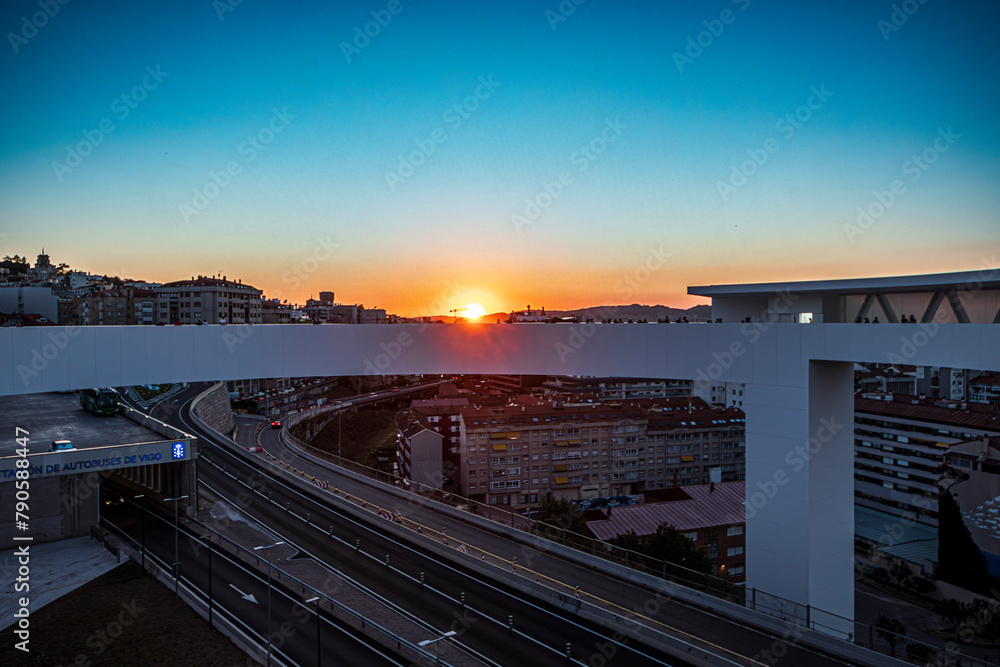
587, 481, 745, 540
855, 505, 938, 565
971, 374, 1000, 388
412, 398, 470, 409
855, 394, 1000, 432
160, 276, 259, 291
689, 268, 1000, 297
460, 395, 745, 428
0, 392, 171, 457
946, 435, 1000, 460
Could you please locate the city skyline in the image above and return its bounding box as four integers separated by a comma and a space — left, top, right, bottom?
2, 0, 999, 318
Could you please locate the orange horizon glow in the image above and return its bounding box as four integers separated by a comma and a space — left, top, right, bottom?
462, 303, 486, 320
45, 247, 994, 320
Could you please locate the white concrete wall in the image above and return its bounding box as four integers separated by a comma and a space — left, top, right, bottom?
4, 323, 997, 394
3, 322, 999, 630
0, 286, 57, 321
408, 429, 443, 490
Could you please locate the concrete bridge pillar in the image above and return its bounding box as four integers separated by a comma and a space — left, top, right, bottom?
744, 360, 854, 636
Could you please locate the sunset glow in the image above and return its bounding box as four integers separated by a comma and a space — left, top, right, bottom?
462, 303, 486, 321
0, 1, 997, 317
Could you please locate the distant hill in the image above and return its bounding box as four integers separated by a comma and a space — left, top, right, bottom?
540, 304, 711, 322
445, 304, 712, 323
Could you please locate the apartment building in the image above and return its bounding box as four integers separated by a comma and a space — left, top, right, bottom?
261, 299, 295, 324
855, 365, 918, 395
130, 289, 156, 325
458, 395, 745, 508
410, 397, 469, 462
700, 381, 747, 409
948, 368, 969, 401
484, 375, 546, 395
854, 393, 1000, 526
155, 276, 262, 324
970, 374, 1000, 406
359, 307, 387, 323
396, 411, 444, 489
541, 376, 693, 401
74, 289, 129, 325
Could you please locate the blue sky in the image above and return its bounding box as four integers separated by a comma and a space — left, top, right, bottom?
1, 0, 998, 316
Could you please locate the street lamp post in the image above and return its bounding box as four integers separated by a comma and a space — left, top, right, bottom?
206, 535, 214, 628
164, 495, 188, 598
134, 494, 145, 570
418, 630, 457, 665
254, 541, 285, 666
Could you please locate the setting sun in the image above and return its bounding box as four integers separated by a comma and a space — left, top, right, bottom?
462, 303, 486, 320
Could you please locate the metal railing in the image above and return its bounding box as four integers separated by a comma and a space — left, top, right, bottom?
274, 407, 994, 665
105, 504, 450, 667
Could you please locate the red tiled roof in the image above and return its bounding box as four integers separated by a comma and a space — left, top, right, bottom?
460, 395, 744, 426
20, 313, 55, 326
587, 481, 745, 540
855, 395, 1000, 431
971, 374, 1000, 387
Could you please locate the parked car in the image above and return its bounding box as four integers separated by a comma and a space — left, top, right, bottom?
50, 439, 76, 452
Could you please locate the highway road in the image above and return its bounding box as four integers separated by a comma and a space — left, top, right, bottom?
153, 383, 690, 667
100, 491, 409, 667
133, 382, 855, 666
249, 410, 856, 666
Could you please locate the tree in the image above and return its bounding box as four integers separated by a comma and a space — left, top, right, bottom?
534, 495, 589, 538
910, 577, 936, 602
873, 614, 906, 657
939, 464, 970, 491
932, 598, 969, 631
979, 603, 1000, 644
872, 567, 890, 588
889, 560, 911, 593
608, 523, 716, 575
0, 255, 28, 274
938, 488, 996, 593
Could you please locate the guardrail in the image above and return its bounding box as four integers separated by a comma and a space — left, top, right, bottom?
277, 408, 990, 666
105, 502, 450, 667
